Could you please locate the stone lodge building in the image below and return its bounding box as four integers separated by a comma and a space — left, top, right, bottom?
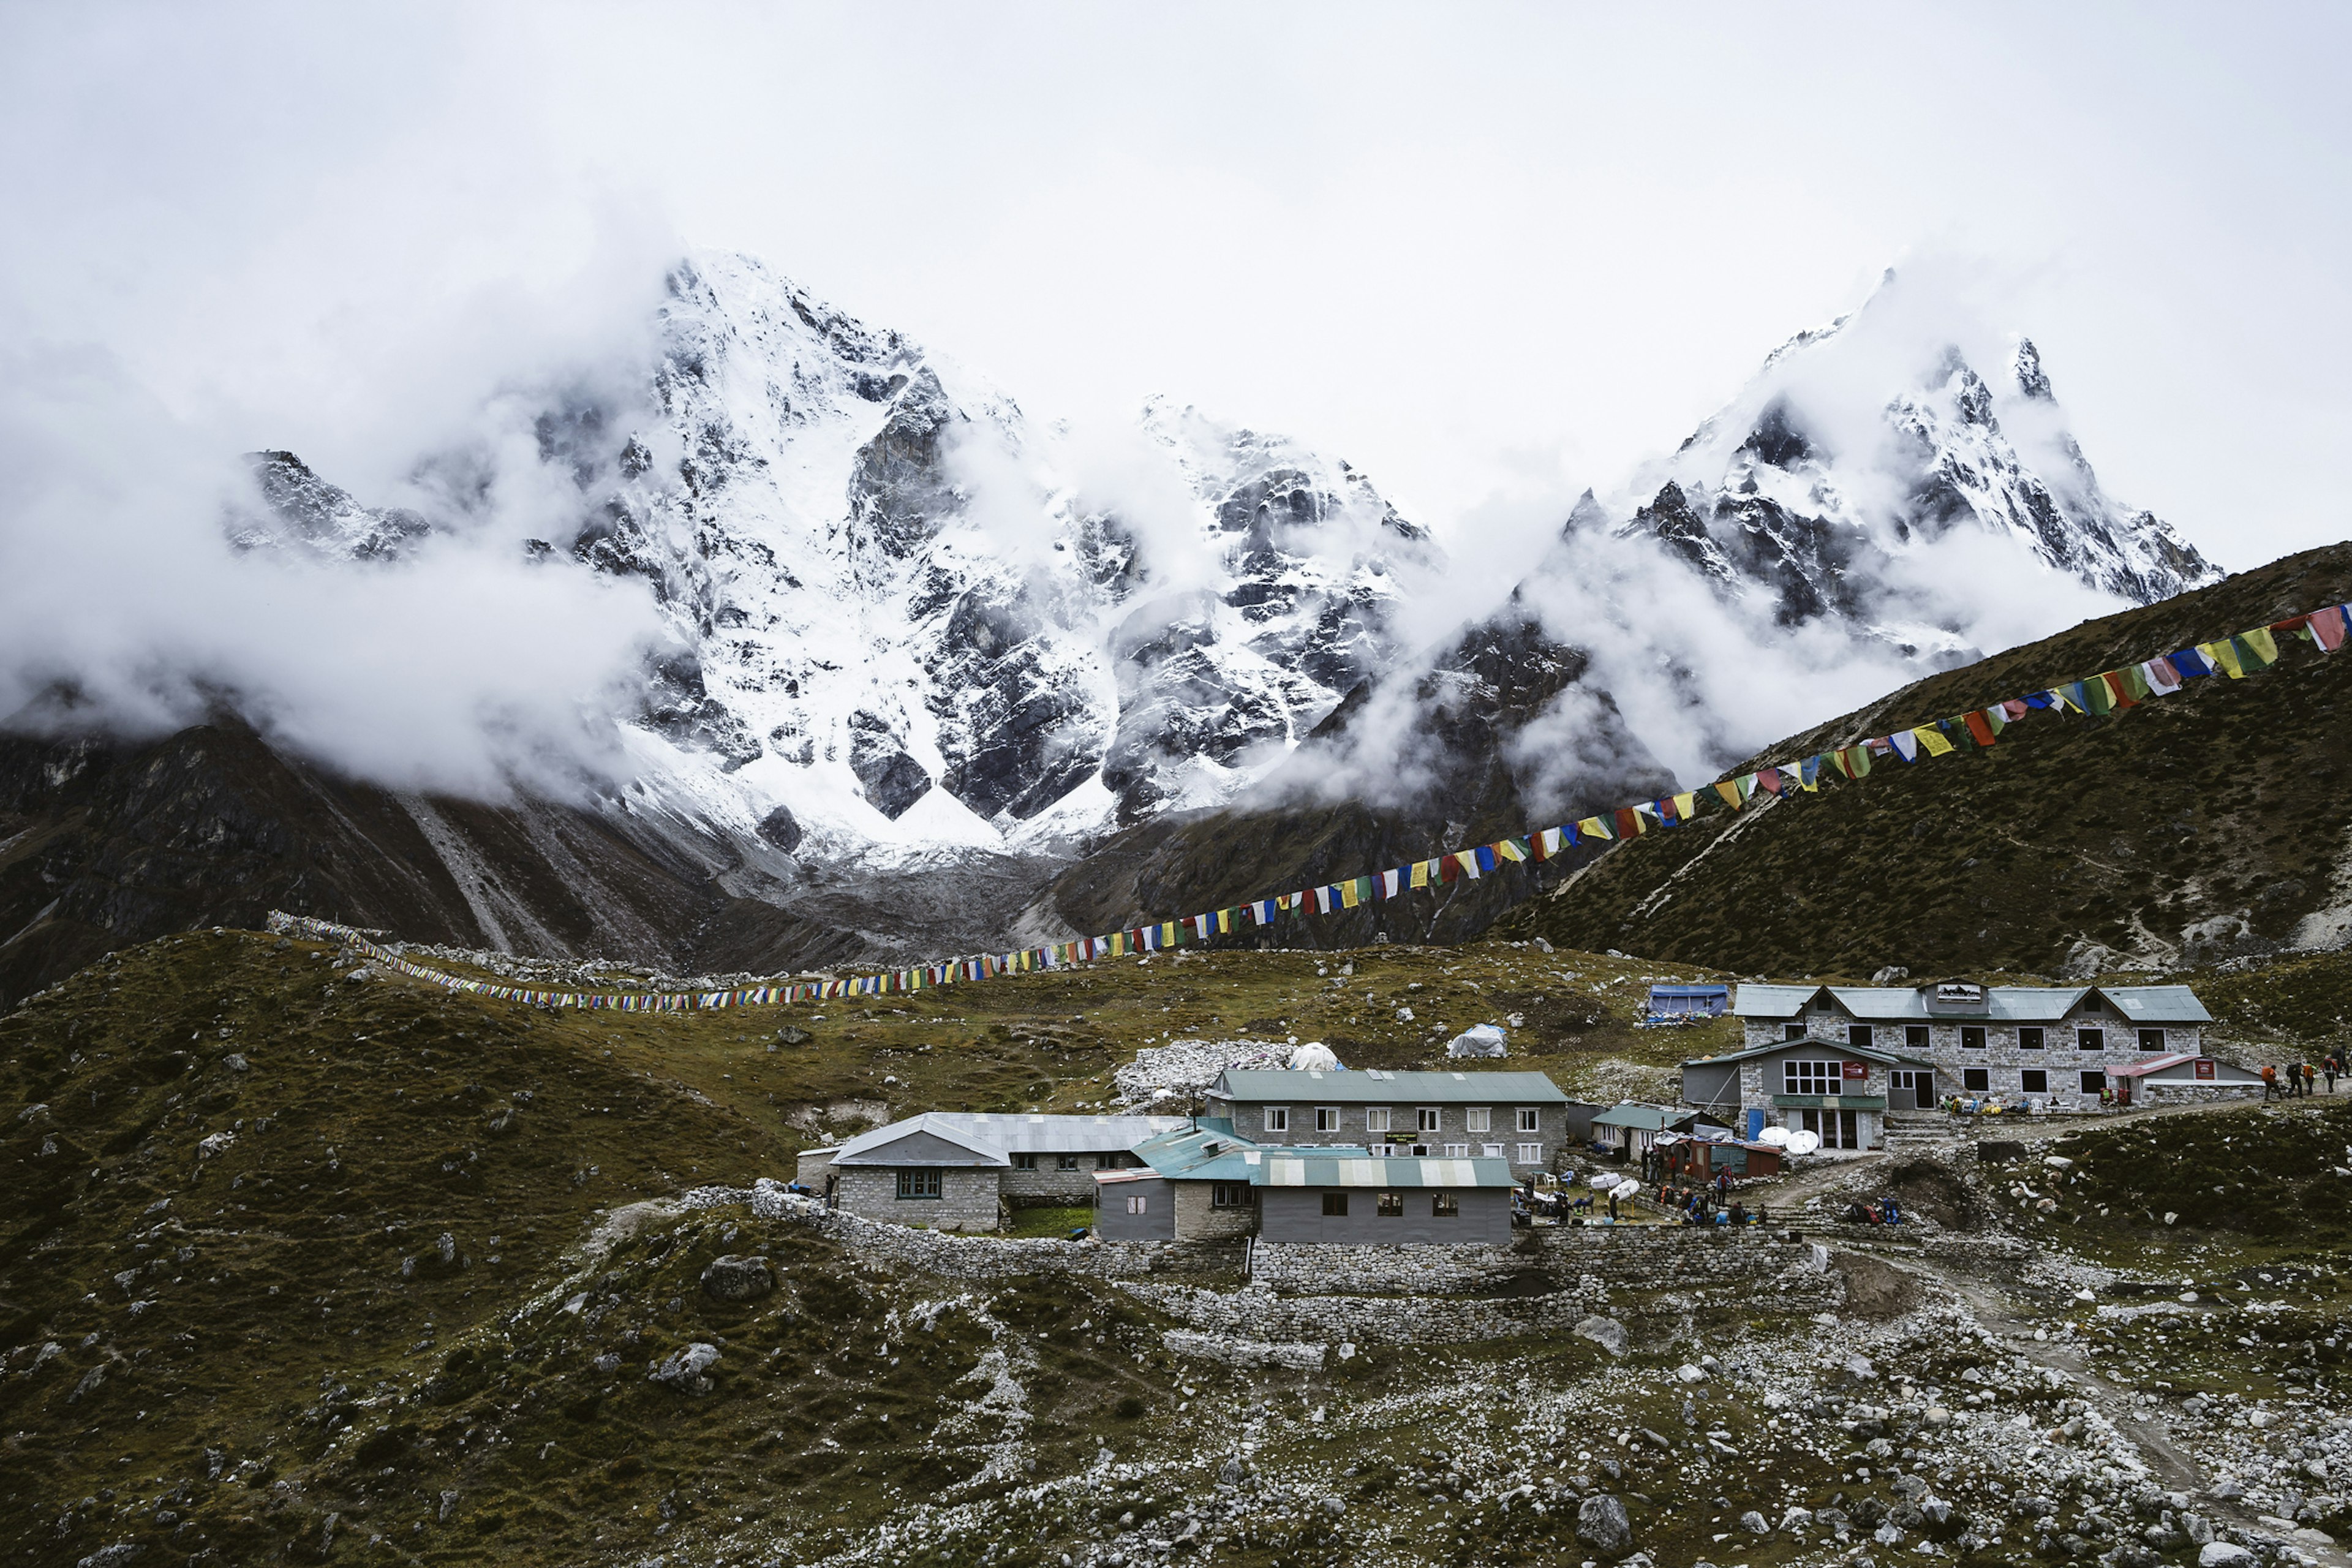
1202, 1068, 1570, 1174
1731, 980, 2211, 1114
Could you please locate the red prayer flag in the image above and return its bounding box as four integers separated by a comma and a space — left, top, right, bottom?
1964, 710, 1997, 747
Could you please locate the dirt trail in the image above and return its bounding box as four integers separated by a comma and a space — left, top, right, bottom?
1847, 1234, 2352, 1568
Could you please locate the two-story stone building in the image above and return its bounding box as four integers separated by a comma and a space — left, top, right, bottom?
1093, 1120, 1515, 1245
1679, 1037, 1938, 1150
1201, 1068, 1571, 1175
1727, 979, 2211, 1116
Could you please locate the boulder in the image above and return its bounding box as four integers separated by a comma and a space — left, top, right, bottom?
649, 1341, 721, 1395
2198, 1545, 2255, 1568
1574, 1316, 1629, 1356
1577, 1493, 1633, 1556
701, 1255, 776, 1303
1740, 1510, 1771, 1535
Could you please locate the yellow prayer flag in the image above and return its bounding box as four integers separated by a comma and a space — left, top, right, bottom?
1714, 780, 1743, 810
1913, 725, 1954, 758
1671, 791, 1697, 821
1409, 860, 1430, 890
2202, 641, 2244, 679
1578, 815, 1611, 840
1339, 880, 1361, 909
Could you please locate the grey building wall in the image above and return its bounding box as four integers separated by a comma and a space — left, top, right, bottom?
834, 1166, 1001, 1232
1095, 1177, 1177, 1241
1257, 1186, 1511, 1245
1172, 1180, 1259, 1240
1680, 1065, 1741, 1118
1741, 1003, 2196, 1110
1226, 1099, 1556, 1172
1003, 1155, 1130, 1205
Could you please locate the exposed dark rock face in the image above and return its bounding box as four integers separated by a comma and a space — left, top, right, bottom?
755, 805, 804, 853
227, 451, 431, 561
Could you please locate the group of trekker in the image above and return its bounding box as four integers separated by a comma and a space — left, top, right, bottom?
1656, 1179, 1771, 1227
2262, 1056, 2342, 1098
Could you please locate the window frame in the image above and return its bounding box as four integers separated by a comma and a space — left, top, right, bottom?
1321, 1192, 1349, 1217
1210, 1182, 1250, 1208
1376, 1191, 1403, 1217
1516, 1142, 1542, 1165
1012, 1152, 1037, 1170
1264, 1106, 1289, 1133
1315, 1106, 1339, 1133
2078, 1028, 2105, 1053
895, 1169, 943, 1200
1783, 1059, 1842, 1096
1431, 1191, 1460, 1218
1417, 1106, 1441, 1133
1365, 1107, 1392, 1133
1442, 1142, 1469, 1158
1784, 1023, 1806, 1041
1905, 1024, 1931, 1051
1961, 1025, 1987, 1051
1465, 1107, 1491, 1133
2018, 1027, 2044, 1052
2138, 1028, 2165, 1052
1056, 1153, 1080, 1172
1962, 1068, 1990, 1092
1125, 1193, 1148, 1215
1517, 1107, 1540, 1133
1847, 1023, 1873, 1051
2020, 1068, 2049, 1095
2079, 1069, 2107, 1095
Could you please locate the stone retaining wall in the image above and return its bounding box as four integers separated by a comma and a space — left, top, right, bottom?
1125, 1281, 1595, 1345
787, 1201, 1243, 1282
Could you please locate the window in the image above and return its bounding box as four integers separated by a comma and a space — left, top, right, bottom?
1125, 1193, 1148, 1215
1485, 1143, 1507, 1159
2018, 1027, 2044, 1051
1848, 1024, 1872, 1050
1890, 1070, 1933, 1109
1431, 1191, 1460, 1217
2138, 1028, 2165, 1052
1784, 1060, 1841, 1096
1799, 1109, 1861, 1148
1961, 1026, 1986, 1050
896, 1169, 941, 1200
1417, 1107, 1441, 1133
1321, 1193, 1349, 1216
1376, 1191, 1403, 1217
1905, 1025, 1930, 1051
2082, 992, 2106, 1014
1264, 1107, 1288, 1133
1056, 1153, 1080, 1171
1517, 1107, 1540, 1133
1466, 1107, 1491, 1133
2020, 1069, 2049, 1094
2080, 1070, 2107, 1095
1784, 1023, 1806, 1041
1517, 1142, 1542, 1164
1366, 1107, 1392, 1133
2078, 1028, 2105, 1053
1962, 1068, 1989, 1091
1444, 1143, 1469, 1157
1210, 1183, 1250, 1208
1316, 1106, 1339, 1133
1012, 1153, 1037, 1170
1095, 1153, 1120, 1170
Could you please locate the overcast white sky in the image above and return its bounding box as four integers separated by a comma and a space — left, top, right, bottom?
4, 1, 2348, 570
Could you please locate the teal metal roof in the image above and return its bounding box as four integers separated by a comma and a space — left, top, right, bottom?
1258, 1153, 1515, 1189
1208, 1068, 1569, 1105
1589, 1103, 1689, 1131
1126, 1123, 1264, 1183
1682, 1037, 1934, 1070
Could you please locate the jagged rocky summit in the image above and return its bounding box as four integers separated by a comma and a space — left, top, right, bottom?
1594, 278, 2217, 644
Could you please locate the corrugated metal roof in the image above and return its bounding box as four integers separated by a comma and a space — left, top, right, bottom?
1733, 983, 2211, 1024
1590, 1103, 1688, 1131
832, 1115, 1009, 1167
1208, 1068, 1569, 1104
1261, 1154, 1513, 1189
1681, 1037, 1934, 1069
2108, 1053, 2262, 1081
832, 1111, 1185, 1166
1127, 1124, 1267, 1182
1650, 984, 1728, 998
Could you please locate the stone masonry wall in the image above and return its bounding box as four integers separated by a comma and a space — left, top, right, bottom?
834, 1167, 1000, 1233
1745, 1011, 2201, 1110
1173, 1181, 1258, 1239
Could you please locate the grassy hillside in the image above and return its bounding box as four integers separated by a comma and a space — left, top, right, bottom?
1496, 541, 2352, 983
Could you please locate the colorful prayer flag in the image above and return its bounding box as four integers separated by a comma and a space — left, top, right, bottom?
2236, 627, 2279, 668
1670, 791, 1697, 823
1579, 815, 1613, 840
1380, 868, 1403, 898
1964, 710, 1997, 747
1913, 725, 1954, 757
1889, 730, 1920, 763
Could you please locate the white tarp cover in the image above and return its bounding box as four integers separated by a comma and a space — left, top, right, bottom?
1446, 1023, 1509, 1058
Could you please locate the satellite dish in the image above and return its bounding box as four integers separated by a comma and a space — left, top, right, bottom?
1611, 1179, 1642, 1200
1787, 1130, 1822, 1156
1588, 1172, 1620, 1189
1757, 1126, 1793, 1147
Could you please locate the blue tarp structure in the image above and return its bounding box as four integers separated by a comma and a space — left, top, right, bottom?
1646, 984, 1729, 1017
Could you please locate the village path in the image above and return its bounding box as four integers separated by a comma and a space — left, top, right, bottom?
1845, 1231, 2352, 1568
